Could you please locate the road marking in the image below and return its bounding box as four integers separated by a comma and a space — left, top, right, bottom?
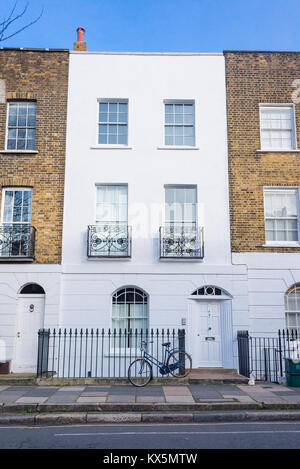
54, 430, 300, 437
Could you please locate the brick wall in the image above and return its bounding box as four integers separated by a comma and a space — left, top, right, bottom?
0, 49, 69, 263
224, 51, 300, 252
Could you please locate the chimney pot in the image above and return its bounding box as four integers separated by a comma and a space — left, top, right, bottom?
74, 26, 86, 51
77, 26, 85, 43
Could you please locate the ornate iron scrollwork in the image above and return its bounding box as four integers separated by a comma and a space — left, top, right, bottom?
88, 224, 131, 257
0, 224, 35, 259
160, 224, 204, 258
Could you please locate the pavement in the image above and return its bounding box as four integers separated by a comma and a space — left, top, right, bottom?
1, 382, 300, 424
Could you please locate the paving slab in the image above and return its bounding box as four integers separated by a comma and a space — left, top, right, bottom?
77, 397, 107, 403
163, 386, 192, 395
107, 395, 136, 403
82, 386, 111, 392
57, 386, 85, 392
23, 389, 57, 397
80, 392, 108, 397
165, 396, 195, 403
45, 393, 80, 404
107, 386, 136, 395
136, 396, 165, 403
205, 385, 247, 395
16, 396, 48, 404
4, 386, 35, 392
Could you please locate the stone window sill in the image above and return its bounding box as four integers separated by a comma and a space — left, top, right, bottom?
256, 149, 300, 153
157, 146, 199, 150
0, 150, 38, 154
90, 146, 132, 150
262, 243, 300, 248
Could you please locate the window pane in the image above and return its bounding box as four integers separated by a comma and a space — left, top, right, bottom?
108, 134, 117, 144
109, 103, 117, 112
98, 134, 107, 144
7, 139, 16, 149
174, 114, 183, 124
99, 103, 108, 113
99, 113, 108, 122
165, 114, 174, 124
118, 134, 127, 144
184, 136, 194, 146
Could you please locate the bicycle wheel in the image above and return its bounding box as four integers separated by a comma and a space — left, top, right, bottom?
128, 358, 152, 387
167, 350, 192, 378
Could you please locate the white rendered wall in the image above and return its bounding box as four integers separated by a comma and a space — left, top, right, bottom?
232, 253, 300, 336
63, 52, 232, 268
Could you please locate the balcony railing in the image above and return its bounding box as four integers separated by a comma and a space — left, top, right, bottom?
159, 223, 204, 259
0, 223, 36, 260
88, 223, 132, 258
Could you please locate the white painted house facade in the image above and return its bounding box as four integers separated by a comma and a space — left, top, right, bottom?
61, 50, 248, 370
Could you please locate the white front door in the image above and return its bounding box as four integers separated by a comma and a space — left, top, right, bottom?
190, 301, 222, 367
13, 294, 45, 372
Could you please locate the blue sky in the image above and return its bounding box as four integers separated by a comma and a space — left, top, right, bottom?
1, 0, 299, 52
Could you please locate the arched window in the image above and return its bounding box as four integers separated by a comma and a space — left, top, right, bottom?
285, 284, 300, 332
191, 285, 229, 297
20, 283, 45, 294
112, 287, 147, 349
112, 287, 148, 331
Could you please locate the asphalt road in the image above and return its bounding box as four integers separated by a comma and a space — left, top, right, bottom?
1, 422, 300, 449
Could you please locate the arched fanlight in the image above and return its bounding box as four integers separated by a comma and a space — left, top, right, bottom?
20, 283, 45, 294
191, 285, 229, 297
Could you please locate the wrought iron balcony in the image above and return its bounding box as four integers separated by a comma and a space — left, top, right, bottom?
0, 223, 36, 260
159, 223, 204, 259
88, 223, 132, 258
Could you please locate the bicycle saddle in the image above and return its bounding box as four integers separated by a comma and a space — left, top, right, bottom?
162, 342, 171, 347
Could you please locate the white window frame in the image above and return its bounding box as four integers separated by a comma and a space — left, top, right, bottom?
94, 98, 129, 148
5, 101, 37, 151
263, 187, 300, 246
1, 187, 33, 224
259, 103, 297, 151
162, 99, 196, 149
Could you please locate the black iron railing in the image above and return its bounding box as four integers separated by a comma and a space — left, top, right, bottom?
237, 329, 300, 383
37, 328, 186, 378
87, 223, 132, 258
0, 223, 36, 260
159, 223, 204, 259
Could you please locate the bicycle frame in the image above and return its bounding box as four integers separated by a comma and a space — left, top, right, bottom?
140, 343, 178, 373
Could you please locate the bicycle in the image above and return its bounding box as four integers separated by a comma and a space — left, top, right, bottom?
128, 340, 192, 387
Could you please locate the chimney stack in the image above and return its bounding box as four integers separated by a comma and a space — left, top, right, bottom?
73, 27, 86, 51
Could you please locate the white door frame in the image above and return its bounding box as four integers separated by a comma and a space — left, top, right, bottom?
188, 297, 234, 369
12, 293, 45, 372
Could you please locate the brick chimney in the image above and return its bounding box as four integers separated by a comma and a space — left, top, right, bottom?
73, 27, 86, 51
